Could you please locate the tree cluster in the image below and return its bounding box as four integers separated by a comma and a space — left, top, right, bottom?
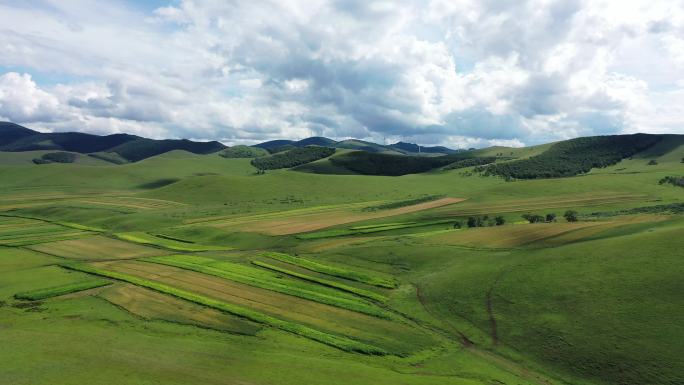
465, 215, 506, 228
659, 176, 684, 188
521, 212, 566, 223
32, 151, 77, 164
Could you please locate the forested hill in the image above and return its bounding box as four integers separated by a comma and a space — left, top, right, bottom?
0, 122, 225, 163
478, 134, 667, 179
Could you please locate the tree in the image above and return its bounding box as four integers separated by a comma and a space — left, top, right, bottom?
453, 221, 463, 229
564, 210, 579, 222
467, 217, 478, 228
494, 216, 506, 226
647, 159, 658, 165
522, 214, 544, 223
545, 213, 557, 222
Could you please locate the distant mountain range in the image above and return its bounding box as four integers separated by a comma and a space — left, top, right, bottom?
253, 136, 458, 156
0, 122, 459, 162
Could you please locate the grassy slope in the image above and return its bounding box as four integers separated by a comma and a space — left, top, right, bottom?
0, 137, 682, 385
410, 218, 684, 385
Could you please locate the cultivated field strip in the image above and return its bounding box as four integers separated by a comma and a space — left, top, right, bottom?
196, 197, 465, 235
28, 235, 169, 260
260, 252, 397, 289
0, 216, 90, 246
416, 215, 667, 249
419, 222, 606, 248
300, 235, 389, 253
433, 194, 647, 217
116, 232, 231, 252
99, 284, 261, 335
0, 191, 134, 210
296, 219, 456, 240
73, 196, 186, 210
144, 255, 391, 318
252, 261, 387, 302
62, 262, 388, 354
89, 260, 431, 354
182, 201, 379, 225
14, 279, 111, 301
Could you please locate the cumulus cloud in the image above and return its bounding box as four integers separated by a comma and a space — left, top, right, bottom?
0, 0, 682, 147
0, 73, 61, 122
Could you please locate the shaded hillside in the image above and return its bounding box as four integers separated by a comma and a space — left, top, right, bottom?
252, 139, 295, 152
0, 122, 226, 162
2, 132, 140, 153
296, 137, 337, 147
480, 134, 664, 179
107, 139, 225, 162
0, 122, 38, 146
251, 146, 336, 170
329, 151, 475, 176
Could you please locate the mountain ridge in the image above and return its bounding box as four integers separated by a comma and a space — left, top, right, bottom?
0, 122, 225, 163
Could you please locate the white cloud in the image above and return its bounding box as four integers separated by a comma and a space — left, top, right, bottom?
0, 0, 682, 147
0, 73, 60, 122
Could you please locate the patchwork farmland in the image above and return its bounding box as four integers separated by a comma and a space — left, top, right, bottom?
1, 132, 683, 385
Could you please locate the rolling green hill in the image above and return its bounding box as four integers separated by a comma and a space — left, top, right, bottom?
0, 128, 682, 385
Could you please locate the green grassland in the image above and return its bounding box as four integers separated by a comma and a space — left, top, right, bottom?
0, 135, 682, 385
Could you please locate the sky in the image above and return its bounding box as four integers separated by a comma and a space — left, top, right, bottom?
1, 0, 684, 148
